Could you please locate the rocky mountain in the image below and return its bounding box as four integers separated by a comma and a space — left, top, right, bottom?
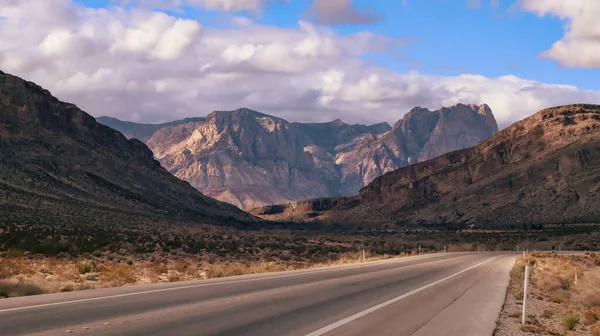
101, 104, 498, 209
96, 116, 205, 141
0, 70, 256, 228
251, 104, 600, 229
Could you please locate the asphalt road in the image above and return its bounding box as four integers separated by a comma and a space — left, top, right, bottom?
0, 252, 515, 336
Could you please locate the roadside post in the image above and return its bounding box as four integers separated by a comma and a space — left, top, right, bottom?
522, 265, 531, 325
362, 249, 366, 263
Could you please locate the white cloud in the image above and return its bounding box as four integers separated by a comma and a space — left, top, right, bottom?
116, 0, 286, 13
0, 0, 599, 128
519, 0, 600, 68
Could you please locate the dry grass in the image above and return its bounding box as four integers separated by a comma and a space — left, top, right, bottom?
592, 322, 600, 336
0, 251, 399, 298
497, 252, 600, 335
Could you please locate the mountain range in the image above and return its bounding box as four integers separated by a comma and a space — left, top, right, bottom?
252, 104, 600, 229
0, 70, 255, 229
99, 105, 499, 209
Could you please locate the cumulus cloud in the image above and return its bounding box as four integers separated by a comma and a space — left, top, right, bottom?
305, 0, 382, 25
519, 0, 600, 68
0, 0, 599, 129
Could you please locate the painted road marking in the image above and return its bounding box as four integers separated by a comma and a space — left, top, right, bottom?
0, 253, 452, 314
305, 256, 501, 336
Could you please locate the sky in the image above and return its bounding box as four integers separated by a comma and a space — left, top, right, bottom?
1, 0, 600, 128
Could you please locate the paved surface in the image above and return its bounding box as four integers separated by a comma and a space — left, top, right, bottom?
0, 252, 515, 336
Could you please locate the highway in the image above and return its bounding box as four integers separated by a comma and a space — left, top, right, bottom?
0, 252, 515, 336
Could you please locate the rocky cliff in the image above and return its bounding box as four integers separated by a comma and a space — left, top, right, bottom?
252, 104, 600, 229
103, 104, 498, 209
0, 70, 255, 228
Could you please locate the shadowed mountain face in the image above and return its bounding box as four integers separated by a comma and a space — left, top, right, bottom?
0, 70, 255, 227
251, 104, 600, 229
101, 105, 498, 209
96, 116, 206, 142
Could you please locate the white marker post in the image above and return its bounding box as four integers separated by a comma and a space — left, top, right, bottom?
418, 245, 421, 255
522, 265, 531, 325
362, 249, 366, 263
478, 245, 480, 253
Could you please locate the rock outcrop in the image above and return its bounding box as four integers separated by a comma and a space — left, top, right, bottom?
0, 70, 256, 228
252, 104, 600, 229
102, 105, 498, 209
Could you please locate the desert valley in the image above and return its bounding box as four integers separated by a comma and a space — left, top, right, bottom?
2, 0, 600, 334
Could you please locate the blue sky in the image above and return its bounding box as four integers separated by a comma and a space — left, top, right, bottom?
77, 0, 599, 90
3, 0, 599, 126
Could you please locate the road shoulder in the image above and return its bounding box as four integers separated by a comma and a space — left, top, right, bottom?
411, 255, 514, 336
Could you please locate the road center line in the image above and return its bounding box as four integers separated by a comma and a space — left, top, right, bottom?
304, 255, 501, 336
0, 253, 447, 314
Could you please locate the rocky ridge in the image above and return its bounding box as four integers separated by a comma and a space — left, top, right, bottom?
102, 104, 498, 209
251, 104, 600, 228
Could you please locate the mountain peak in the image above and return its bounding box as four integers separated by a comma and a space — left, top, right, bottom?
330, 118, 346, 126
207, 107, 274, 121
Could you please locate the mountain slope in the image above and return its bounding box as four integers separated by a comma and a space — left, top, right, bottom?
0, 70, 255, 227
146, 108, 330, 209
107, 105, 498, 209
252, 104, 600, 228
96, 116, 205, 141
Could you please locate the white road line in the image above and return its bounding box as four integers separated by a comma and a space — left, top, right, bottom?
0, 253, 448, 314
304, 255, 501, 336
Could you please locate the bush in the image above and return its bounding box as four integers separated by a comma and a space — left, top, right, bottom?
542, 309, 554, 319
0, 280, 45, 298
563, 314, 579, 331
549, 289, 571, 303
591, 322, 600, 336
583, 310, 599, 326
76, 260, 97, 274
205, 263, 248, 279
100, 264, 137, 285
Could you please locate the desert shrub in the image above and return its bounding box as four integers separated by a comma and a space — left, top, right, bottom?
0, 280, 45, 298
563, 314, 579, 331
583, 310, 600, 326
592, 322, 600, 336
584, 293, 600, 308
205, 263, 248, 279
542, 309, 554, 319
536, 274, 562, 292
76, 260, 97, 274
549, 289, 571, 303
100, 264, 137, 285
